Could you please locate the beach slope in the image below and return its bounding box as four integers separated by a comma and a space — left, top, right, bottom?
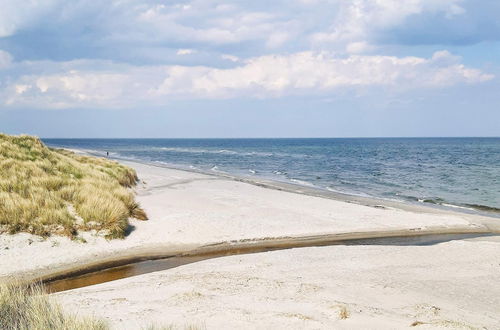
1, 159, 499, 329
1, 160, 496, 280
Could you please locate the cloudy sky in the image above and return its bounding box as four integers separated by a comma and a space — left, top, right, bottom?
0, 0, 499, 137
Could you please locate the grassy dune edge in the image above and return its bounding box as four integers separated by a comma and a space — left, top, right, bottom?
0, 282, 107, 330
0, 134, 147, 239
0, 282, 202, 330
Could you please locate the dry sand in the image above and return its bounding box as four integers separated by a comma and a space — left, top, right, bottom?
1, 160, 495, 280
56, 238, 500, 329
1, 159, 499, 329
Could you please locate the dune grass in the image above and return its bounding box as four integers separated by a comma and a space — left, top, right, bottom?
1, 282, 204, 330
0, 282, 108, 330
0, 134, 147, 239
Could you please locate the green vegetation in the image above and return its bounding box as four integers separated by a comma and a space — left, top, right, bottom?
0, 134, 147, 239
0, 282, 107, 330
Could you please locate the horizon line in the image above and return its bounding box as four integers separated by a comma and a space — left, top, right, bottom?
39, 136, 500, 139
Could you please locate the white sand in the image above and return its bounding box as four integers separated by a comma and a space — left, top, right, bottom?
56, 239, 500, 329
1, 160, 494, 280
1, 159, 499, 328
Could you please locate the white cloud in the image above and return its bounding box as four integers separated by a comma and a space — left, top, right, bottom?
176, 49, 195, 55
0, 0, 498, 65
221, 54, 240, 62
310, 0, 466, 51
133, 2, 297, 47
153, 51, 492, 98
0, 50, 13, 69
15, 84, 30, 94
345, 41, 373, 54
2, 51, 492, 109
266, 31, 291, 49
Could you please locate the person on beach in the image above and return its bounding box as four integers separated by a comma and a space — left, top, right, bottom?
106, 151, 109, 157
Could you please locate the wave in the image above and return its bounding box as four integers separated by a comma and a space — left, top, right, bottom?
420, 198, 445, 204
440, 203, 476, 211
154, 147, 317, 159
398, 194, 500, 214
463, 203, 500, 213
326, 186, 374, 198
156, 147, 274, 157
289, 178, 316, 187
420, 199, 500, 214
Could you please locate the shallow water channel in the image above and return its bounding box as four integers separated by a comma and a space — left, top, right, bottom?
45, 233, 494, 293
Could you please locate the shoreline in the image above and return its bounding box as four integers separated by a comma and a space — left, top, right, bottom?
62, 145, 500, 220
118, 156, 498, 219
1, 152, 499, 328
1, 155, 498, 283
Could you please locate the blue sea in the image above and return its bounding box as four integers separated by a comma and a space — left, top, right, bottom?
43, 138, 500, 216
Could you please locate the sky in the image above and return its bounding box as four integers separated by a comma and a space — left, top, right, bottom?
0, 0, 499, 138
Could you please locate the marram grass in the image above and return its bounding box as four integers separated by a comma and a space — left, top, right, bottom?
0, 282, 108, 330
0, 134, 147, 239
0, 282, 204, 330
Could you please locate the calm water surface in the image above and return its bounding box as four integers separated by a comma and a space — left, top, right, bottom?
43, 138, 500, 215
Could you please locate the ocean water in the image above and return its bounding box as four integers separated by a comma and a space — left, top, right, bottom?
43, 138, 500, 215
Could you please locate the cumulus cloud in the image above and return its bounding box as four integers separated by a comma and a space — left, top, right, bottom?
2, 51, 492, 108
0, 0, 499, 64
310, 0, 469, 51
0, 1, 497, 112
153, 51, 492, 98
134, 2, 297, 49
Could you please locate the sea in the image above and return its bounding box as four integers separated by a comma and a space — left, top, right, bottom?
43, 138, 500, 216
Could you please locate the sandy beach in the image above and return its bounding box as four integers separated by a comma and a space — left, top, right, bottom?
1, 159, 499, 329
56, 238, 500, 329
3, 1, 500, 329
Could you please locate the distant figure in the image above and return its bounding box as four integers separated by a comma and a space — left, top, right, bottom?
106, 151, 109, 157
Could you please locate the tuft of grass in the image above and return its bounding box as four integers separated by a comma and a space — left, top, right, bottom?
0, 133, 147, 239
338, 305, 350, 320
0, 281, 202, 330
0, 282, 108, 330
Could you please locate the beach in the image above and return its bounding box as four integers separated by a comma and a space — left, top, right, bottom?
1, 159, 499, 329
2, 1, 500, 328
56, 239, 500, 329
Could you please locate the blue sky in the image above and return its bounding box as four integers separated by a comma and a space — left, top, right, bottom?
0, 0, 499, 137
